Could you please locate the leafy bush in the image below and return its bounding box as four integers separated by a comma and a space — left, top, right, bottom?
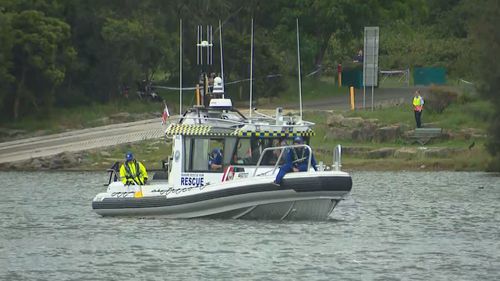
456, 91, 476, 104
424, 86, 458, 113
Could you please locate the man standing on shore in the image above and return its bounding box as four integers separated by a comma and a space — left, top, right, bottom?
413, 90, 424, 128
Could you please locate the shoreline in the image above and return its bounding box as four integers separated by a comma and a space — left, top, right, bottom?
0, 104, 492, 172
0, 157, 491, 172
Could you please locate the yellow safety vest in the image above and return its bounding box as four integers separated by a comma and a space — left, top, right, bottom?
120, 160, 148, 185
413, 96, 423, 111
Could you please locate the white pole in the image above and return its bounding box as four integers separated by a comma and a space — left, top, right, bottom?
196, 25, 199, 64
249, 18, 254, 118
210, 25, 213, 64
179, 19, 183, 114
371, 30, 376, 111
407, 68, 410, 87
363, 28, 366, 110
296, 18, 303, 120
207, 25, 210, 65
219, 20, 225, 95
363, 87, 366, 109
371, 85, 374, 111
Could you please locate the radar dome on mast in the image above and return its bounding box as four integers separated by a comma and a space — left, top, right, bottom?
212, 76, 224, 94
209, 76, 231, 108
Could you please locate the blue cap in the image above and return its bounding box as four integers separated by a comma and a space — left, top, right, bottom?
293, 136, 304, 144
212, 148, 221, 155
125, 152, 134, 161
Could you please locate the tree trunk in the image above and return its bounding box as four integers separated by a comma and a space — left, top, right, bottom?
314, 34, 332, 73
13, 96, 20, 121
13, 68, 26, 120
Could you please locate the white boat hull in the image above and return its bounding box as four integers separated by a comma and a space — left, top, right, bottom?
92, 172, 352, 220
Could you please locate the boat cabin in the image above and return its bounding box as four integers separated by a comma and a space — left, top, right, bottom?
164, 109, 315, 189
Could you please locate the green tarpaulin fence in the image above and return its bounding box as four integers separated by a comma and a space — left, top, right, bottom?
413, 67, 446, 86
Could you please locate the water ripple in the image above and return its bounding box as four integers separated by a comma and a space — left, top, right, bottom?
1, 171, 499, 280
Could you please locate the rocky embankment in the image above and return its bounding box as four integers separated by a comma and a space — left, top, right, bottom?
0, 151, 92, 171
321, 113, 484, 160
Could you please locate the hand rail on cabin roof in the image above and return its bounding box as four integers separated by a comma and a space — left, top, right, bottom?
164, 116, 315, 130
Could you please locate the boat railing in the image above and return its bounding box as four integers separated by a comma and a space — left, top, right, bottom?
249, 110, 315, 126
166, 116, 246, 127
252, 144, 313, 177
106, 161, 120, 186
333, 144, 342, 171
165, 115, 316, 130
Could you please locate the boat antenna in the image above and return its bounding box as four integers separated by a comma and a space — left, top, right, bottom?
249, 18, 254, 118
296, 18, 303, 120
209, 25, 213, 65
219, 19, 225, 97
196, 24, 214, 106
179, 18, 183, 114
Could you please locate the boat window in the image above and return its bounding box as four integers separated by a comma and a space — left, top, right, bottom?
232, 138, 253, 165
192, 138, 210, 171
184, 137, 192, 171
184, 137, 225, 172
224, 137, 237, 164
232, 138, 287, 166
208, 138, 224, 172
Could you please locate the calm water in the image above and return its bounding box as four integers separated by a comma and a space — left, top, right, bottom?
0, 171, 499, 281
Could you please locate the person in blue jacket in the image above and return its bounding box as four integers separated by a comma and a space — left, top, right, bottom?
209, 148, 223, 171
273, 136, 317, 186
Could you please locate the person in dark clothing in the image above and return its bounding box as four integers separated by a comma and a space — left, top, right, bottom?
413, 90, 424, 128
273, 137, 317, 186
209, 148, 223, 171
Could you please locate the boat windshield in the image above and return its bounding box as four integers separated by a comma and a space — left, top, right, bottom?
231, 138, 292, 166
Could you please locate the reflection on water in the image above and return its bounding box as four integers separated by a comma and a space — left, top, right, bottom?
0, 171, 499, 280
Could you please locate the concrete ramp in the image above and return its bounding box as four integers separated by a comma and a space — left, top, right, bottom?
0, 119, 165, 164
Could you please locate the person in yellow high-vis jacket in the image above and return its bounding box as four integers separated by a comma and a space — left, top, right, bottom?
413, 90, 424, 128
120, 152, 148, 185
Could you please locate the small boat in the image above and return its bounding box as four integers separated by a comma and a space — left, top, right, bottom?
91, 21, 352, 220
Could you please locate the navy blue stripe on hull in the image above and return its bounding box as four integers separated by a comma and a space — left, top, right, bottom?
283, 174, 352, 192
92, 175, 352, 210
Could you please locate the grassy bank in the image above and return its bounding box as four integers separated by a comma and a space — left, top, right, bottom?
81, 138, 172, 171
4, 100, 163, 134
344, 99, 492, 131
301, 97, 492, 171
76, 127, 490, 173
1, 76, 493, 171
75, 98, 491, 172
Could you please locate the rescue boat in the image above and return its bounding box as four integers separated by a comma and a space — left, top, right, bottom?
91, 102, 352, 219
91, 21, 352, 220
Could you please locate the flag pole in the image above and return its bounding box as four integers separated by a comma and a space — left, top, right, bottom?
219, 20, 225, 95
179, 18, 183, 114
249, 18, 254, 118
296, 18, 303, 120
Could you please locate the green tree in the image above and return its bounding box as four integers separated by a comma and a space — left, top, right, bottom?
100, 16, 172, 99
0, 10, 15, 111
469, 0, 500, 170
263, 0, 426, 74
8, 10, 75, 120
379, 24, 470, 77
0, 0, 480, 122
